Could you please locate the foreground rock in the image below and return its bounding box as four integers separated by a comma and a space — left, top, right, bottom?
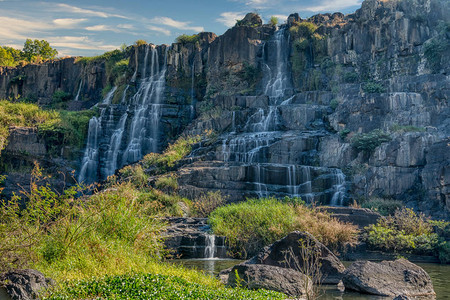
0, 269, 54, 300
247, 231, 345, 284
343, 259, 435, 297
227, 264, 313, 297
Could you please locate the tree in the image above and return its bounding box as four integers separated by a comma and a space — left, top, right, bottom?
22, 39, 58, 62
269, 16, 278, 26
0, 47, 15, 67
134, 40, 147, 46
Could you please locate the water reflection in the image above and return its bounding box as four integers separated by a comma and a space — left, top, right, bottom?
170, 259, 450, 299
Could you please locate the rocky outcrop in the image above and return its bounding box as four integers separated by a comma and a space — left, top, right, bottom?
246, 231, 345, 284
342, 259, 435, 297
318, 207, 381, 229
0, 269, 54, 300
227, 263, 313, 297
163, 217, 228, 258
0, 58, 105, 106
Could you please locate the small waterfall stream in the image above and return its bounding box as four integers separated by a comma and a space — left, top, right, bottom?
204, 234, 216, 259
78, 44, 168, 183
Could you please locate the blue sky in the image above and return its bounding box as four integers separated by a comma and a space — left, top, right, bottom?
0, 0, 363, 57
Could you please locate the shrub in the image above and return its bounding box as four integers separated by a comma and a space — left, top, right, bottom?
351, 129, 391, 153
365, 207, 439, 255
390, 124, 425, 133
343, 71, 358, 83
155, 175, 178, 193
269, 16, 278, 26
209, 198, 357, 258
330, 99, 339, 110
363, 81, 386, 93
142, 134, 204, 171
119, 165, 149, 187
175, 34, 199, 44
51, 90, 72, 108
361, 198, 404, 216
192, 191, 226, 218
134, 40, 147, 46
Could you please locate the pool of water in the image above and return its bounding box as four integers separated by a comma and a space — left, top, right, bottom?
169, 259, 450, 299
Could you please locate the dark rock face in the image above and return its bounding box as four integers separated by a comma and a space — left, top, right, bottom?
163, 217, 228, 259
246, 231, 345, 284
318, 207, 381, 229
342, 259, 435, 297
0, 269, 54, 300
227, 263, 313, 297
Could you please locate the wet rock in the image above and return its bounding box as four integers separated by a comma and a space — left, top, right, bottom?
0, 269, 54, 300
342, 259, 435, 297
246, 231, 345, 284
227, 263, 313, 297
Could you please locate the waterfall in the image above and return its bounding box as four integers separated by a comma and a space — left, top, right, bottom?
330, 170, 346, 206
78, 44, 167, 183
74, 80, 83, 101
204, 234, 216, 259
190, 61, 196, 120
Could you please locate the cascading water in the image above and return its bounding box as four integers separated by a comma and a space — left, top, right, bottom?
204, 234, 216, 259
74, 80, 83, 101
78, 44, 167, 183
219, 27, 346, 204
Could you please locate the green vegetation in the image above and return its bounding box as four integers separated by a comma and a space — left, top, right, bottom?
44, 273, 285, 300
362, 80, 386, 93
365, 208, 450, 262
134, 40, 147, 46
192, 191, 226, 218
351, 129, 391, 153
289, 22, 327, 89
0, 99, 96, 154
210, 198, 357, 258
0, 40, 58, 67
23, 39, 58, 62
175, 34, 200, 45
142, 134, 205, 171
361, 197, 404, 216
269, 16, 279, 26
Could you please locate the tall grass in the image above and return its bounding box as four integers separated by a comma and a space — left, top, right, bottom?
209, 198, 357, 258
0, 100, 96, 153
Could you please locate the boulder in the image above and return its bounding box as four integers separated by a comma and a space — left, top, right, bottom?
227, 264, 313, 297
0, 269, 54, 300
246, 231, 345, 284
342, 259, 435, 297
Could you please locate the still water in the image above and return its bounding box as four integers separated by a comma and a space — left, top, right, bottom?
170, 259, 450, 299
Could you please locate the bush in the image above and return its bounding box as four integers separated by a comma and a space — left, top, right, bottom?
269, 16, 278, 26
365, 208, 439, 255
51, 90, 72, 108
351, 129, 391, 153
142, 134, 205, 171
363, 81, 386, 93
361, 198, 404, 216
192, 191, 226, 218
175, 34, 199, 44
343, 71, 358, 83
43, 273, 285, 300
119, 165, 149, 187
209, 198, 357, 258
134, 40, 147, 46
155, 175, 178, 194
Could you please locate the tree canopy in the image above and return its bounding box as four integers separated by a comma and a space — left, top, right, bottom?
0, 39, 58, 67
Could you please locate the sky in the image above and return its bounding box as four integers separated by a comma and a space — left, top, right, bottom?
0, 0, 363, 57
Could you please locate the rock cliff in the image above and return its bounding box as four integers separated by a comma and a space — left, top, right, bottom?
0, 0, 448, 217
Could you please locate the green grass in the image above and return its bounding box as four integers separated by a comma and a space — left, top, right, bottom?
43, 272, 285, 300
209, 198, 357, 258
0, 100, 97, 153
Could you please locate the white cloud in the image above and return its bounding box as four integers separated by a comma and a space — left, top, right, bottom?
0, 16, 51, 40
301, 0, 362, 12
53, 18, 87, 28
216, 12, 245, 27
150, 16, 204, 32
56, 4, 130, 19
117, 24, 135, 30
146, 25, 171, 36
85, 24, 122, 33
48, 36, 119, 51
